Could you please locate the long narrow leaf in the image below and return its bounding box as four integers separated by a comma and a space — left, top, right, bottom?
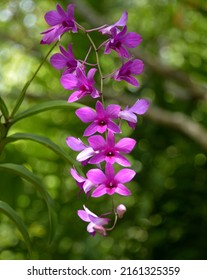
1, 133, 84, 175
0, 163, 56, 242
2, 133, 75, 165
0, 200, 32, 255
0, 96, 9, 119
11, 100, 83, 125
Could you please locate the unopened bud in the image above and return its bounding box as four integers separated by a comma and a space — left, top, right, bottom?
116, 204, 127, 218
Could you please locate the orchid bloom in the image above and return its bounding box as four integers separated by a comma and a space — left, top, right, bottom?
113, 59, 144, 87
77, 205, 110, 236
50, 44, 81, 74
41, 4, 77, 44
119, 98, 150, 129
75, 101, 121, 136
104, 26, 142, 58
60, 67, 100, 103
88, 131, 136, 167
87, 162, 136, 197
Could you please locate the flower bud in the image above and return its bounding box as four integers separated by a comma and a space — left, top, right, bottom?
116, 204, 127, 218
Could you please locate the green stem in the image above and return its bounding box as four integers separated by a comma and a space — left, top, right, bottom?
10, 41, 58, 118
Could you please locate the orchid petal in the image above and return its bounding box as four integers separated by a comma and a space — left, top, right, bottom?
116, 138, 136, 153
77, 147, 94, 162
130, 99, 150, 115
115, 169, 136, 183
116, 183, 131, 196
75, 107, 96, 123
66, 137, 86, 151
87, 169, 106, 184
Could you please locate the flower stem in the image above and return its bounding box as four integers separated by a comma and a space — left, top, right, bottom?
10, 41, 58, 118
76, 22, 105, 105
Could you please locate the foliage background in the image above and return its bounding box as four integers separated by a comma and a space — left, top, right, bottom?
0, 0, 207, 260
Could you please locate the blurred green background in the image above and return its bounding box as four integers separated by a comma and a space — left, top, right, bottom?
0, 0, 207, 260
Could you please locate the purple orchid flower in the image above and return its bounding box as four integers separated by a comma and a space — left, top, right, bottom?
77, 205, 110, 236
99, 11, 128, 35
40, 4, 77, 45
66, 136, 95, 165
119, 98, 150, 129
88, 131, 136, 167
70, 167, 96, 195
50, 44, 81, 74
113, 59, 144, 87
75, 100, 121, 136
104, 26, 142, 58
87, 162, 136, 197
60, 67, 100, 102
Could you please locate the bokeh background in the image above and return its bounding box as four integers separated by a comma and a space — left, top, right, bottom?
0, 0, 207, 260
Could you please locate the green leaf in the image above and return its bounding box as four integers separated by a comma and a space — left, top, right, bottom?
0, 200, 32, 255
0, 163, 56, 243
0, 96, 9, 120
11, 100, 83, 125
2, 133, 75, 165
1, 133, 84, 175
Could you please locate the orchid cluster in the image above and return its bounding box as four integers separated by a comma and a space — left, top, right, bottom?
41, 3, 149, 237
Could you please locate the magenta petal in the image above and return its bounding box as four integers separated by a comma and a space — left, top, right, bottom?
67, 4, 75, 19
89, 153, 106, 164
122, 32, 142, 48
92, 184, 107, 197
68, 90, 84, 103
88, 135, 105, 150
60, 74, 77, 90
105, 187, 116, 195
115, 154, 131, 167
115, 11, 128, 26
107, 131, 115, 147
131, 59, 144, 74
75, 107, 96, 123
87, 169, 106, 184
122, 76, 139, 87
96, 101, 105, 118
107, 120, 121, 134
45, 11, 62, 26
89, 215, 109, 226
84, 123, 98, 136
66, 137, 86, 151
97, 124, 107, 134
116, 138, 136, 153
50, 53, 67, 69
119, 110, 137, 123
115, 169, 136, 183
87, 68, 97, 83
130, 99, 150, 115
106, 104, 121, 118
77, 210, 90, 222
116, 183, 131, 196
56, 4, 66, 18
70, 168, 85, 183
105, 163, 115, 179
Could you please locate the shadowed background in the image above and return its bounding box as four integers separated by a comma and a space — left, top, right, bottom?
0, 0, 207, 259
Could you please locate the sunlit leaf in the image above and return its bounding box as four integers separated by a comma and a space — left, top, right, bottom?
11, 100, 83, 125
0, 200, 32, 255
